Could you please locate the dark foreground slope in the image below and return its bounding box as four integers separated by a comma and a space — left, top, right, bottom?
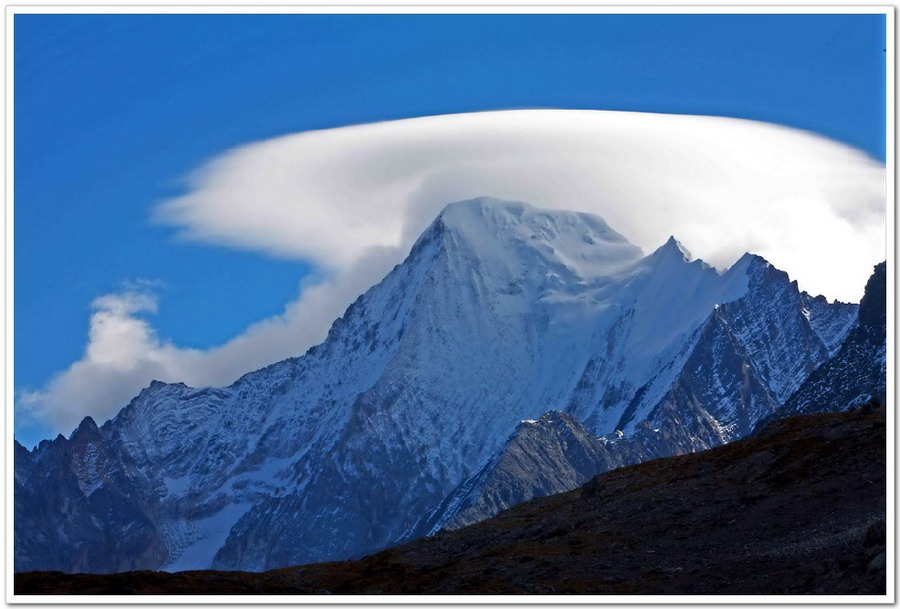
17, 406, 886, 596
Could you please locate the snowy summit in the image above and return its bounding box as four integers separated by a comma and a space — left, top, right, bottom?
15, 198, 862, 574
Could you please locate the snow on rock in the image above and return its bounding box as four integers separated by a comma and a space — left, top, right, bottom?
769, 261, 885, 421
14, 198, 864, 574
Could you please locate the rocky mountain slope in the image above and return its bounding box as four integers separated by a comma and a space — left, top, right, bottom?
431, 260, 886, 534
14, 198, 859, 573
412, 411, 646, 535
780, 261, 886, 416
16, 405, 886, 595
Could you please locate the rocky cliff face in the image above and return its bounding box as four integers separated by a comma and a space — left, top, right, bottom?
774, 261, 886, 418
14, 418, 166, 574
414, 411, 647, 535
14, 198, 859, 573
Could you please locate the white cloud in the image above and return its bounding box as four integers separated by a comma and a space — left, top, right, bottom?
21, 110, 886, 438
155, 109, 885, 299
19, 289, 176, 435
18, 249, 403, 437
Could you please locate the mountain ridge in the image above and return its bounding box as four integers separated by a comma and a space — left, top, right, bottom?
14, 198, 861, 574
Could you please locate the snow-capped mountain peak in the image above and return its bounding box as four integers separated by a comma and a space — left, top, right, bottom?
658, 235, 694, 262
14, 197, 861, 575
432, 197, 645, 282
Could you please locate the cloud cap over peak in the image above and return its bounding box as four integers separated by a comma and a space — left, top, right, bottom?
155, 109, 884, 302
19, 110, 884, 443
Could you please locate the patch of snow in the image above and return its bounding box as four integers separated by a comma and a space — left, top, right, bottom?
75, 443, 103, 497
160, 502, 253, 572
163, 474, 191, 497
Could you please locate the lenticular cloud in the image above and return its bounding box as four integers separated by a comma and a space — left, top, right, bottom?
21, 110, 886, 438
156, 109, 884, 302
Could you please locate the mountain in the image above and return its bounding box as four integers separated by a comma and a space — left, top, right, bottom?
13, 418, 167, 573
16, 405, 886, 595
411, 411, 648, 535
771, 261, 886, 419
14, 198, 859, 574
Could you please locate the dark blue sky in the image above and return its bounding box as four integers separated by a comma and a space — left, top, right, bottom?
14, 13, 886, 444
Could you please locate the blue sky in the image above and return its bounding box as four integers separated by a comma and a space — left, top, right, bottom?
14, 13, 887, 446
